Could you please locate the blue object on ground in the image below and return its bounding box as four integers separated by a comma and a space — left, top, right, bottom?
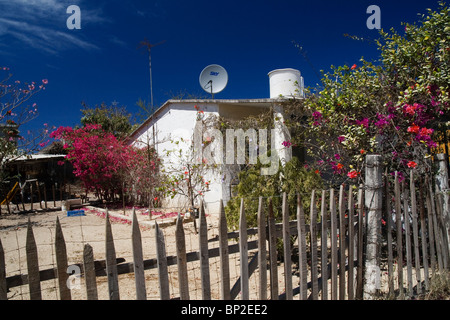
67, 210, 85, 217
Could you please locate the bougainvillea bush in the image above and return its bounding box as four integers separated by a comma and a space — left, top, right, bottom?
283, 2, 450, 185
50, 124, 160, 202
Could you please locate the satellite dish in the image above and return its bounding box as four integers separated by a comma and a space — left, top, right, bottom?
199, 64, 228, 98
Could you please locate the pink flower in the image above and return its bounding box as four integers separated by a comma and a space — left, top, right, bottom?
407, 125, 420, 133
407, 161, 417, 168
42, 79, 48, 85
347, 170, 360, 179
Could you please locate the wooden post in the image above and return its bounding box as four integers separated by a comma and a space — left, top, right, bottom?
55, 217, 71, 300
297, 194, 307, 300
425, 177, 437, 274
37, 181, 42, 209
320, 190, 328, 300
239, 198, 249, 300
347, 184, 355, 300
411, 171, 422, 295
310, 190, 318, 300
105, 210, 120, 300
385, 174, 395, 296
435, 154, 450, 255
198, 201, 211, 300
394, 172, 404, 297
402, 181, 414, 297
176, 213, 189, 300
43, 182, 48, 210
0, 238, 6, 300
83, 244, 98, 300
155, 221, 170, 300
418, 181, 430, 291
355, 184, 364, 299
26, 218, 41, 300
338, 185, 346, 300
218, 200, 230, 300
267, 198, 278, 300
30, 182, 33, 211
330, 188, 338, 300
131, 209, 146, 300
257, 197, 267, 300
364, 155, 383, 299
52, 183, 56, 208
282, 192, 293, 300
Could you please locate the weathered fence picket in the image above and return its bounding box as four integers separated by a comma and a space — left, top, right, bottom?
309, 190, 318, 300
267, 199, 278, 300
385, 174, 395, 296
155, 221, 170, 300
131, 209, 146, 300
282, 192, 293, 300
218, 200, 230, 300
257, 197, 267, 300
198, 201, 211, 300
355, 184, 364, 300
26, 218, 41, 300
402, 181, 414, 297
83, 243, 98, 300
297, 194, 307, 300
330, 188, 338, 300
55, 217, 71, 300
394, 172, 404, 297
347, 185, 355, 300
410, 173, 422, 294
0, 238, 6, 300
239, 198, 249, 300
176, 213, 189, 300
338, 185, 346, 300
105, 210, 120, 300
320, 190, 328, 300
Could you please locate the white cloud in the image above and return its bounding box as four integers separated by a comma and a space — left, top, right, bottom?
0, 0, 106, 54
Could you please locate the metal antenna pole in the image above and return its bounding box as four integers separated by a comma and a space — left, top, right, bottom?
138, 39, 166, 111
138, 39, 166, 151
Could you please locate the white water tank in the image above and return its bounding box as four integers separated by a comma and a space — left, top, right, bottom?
268, 68, 304, 98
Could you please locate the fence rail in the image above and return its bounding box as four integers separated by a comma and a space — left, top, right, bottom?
1, 157, 450, 300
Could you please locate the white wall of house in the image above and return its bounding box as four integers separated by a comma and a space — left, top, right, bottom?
129, 96, 297, 215
131, 101, 224, 214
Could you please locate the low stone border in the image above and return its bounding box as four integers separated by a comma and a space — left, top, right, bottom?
81, 206, 194, 229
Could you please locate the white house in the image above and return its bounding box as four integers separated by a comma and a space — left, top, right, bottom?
127, 68, 304, 214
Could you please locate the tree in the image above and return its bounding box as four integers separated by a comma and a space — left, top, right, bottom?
80, 102, 134, 140
50, 124, 161, 204
50, 124, 131, 199
0, 66, 49, 184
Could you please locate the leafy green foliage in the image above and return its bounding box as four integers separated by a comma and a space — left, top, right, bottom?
225, 157, 323, 230
80, 102, 133, 140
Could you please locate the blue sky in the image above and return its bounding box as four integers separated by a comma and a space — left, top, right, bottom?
0, 0, 443, 136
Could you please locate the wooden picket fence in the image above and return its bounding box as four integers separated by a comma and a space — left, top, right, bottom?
1, 171, 450, 300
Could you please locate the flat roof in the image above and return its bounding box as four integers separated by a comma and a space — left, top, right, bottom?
127, 98, 283, 142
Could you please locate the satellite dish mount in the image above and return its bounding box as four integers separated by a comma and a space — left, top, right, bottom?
199, 64, 228, 99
